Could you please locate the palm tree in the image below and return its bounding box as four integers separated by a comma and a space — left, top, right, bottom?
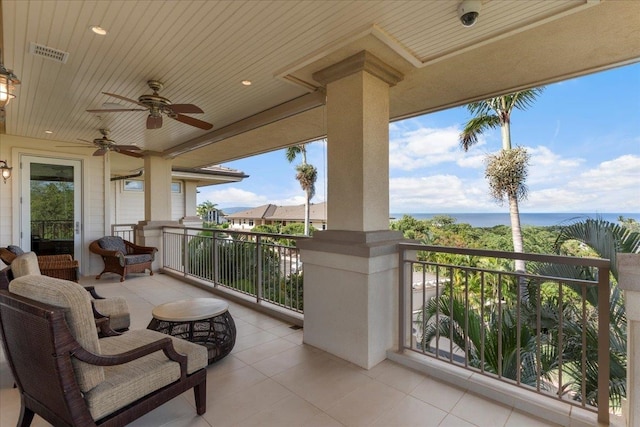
196, 200, 218, 224
459, 89, 543, 296
416, 293, 557, 389
285, 144, 317, 235
531, 217, 639, 410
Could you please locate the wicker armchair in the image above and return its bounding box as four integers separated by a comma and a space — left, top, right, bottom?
89, 236, 157, 282
0, 246, 79, 282
0, 275, 207, 426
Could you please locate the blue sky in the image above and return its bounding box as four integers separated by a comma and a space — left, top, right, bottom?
198, 62, 640, 213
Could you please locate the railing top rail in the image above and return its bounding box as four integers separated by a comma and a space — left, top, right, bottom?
398, 243, 610, 269
161, 225, 311, 241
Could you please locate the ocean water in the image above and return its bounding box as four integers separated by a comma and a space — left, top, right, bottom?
390, 213, 640, 228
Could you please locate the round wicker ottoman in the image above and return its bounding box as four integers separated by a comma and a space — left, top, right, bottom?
147, 298, 236, 364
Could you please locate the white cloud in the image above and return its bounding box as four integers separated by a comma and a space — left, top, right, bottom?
527, 145, 584, 186
390, 175, 494, 212
389, 126, 487, 171
197, 187, 269, 207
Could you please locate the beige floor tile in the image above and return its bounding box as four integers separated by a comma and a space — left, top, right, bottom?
371, 395, 448, 427
202, 378, 293, 427
231, 329, 280, 353
411, 376, 466, 413
438, 414, 478, 427
274, 358, 372, 411
282, 329, 304, 345
206, 355, 248, 379
237, 395, 325, 427
325, 379, 406, 426
505, 410, 560, 426
129, 395, 203, 427
252, 344, 325, 377
233, 337, 298, 365
450, 392, 512, 427
365, 360, 426, 394
205, 364, 268, 397
265, 323, 300, 338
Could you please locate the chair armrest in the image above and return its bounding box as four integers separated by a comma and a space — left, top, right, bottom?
84, 286, 105, 300
89, 241, 123, 258
94, 316, 122, 337
124, 240, 158, 255
72, 337, 188, 379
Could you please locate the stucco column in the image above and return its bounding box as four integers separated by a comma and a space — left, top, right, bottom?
299, 51, 404, 369
180, 181, 203, 227
618, 253, 640, 426
137, 154, 180, 270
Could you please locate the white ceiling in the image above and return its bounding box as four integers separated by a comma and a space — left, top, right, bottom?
1, 0, 639, 174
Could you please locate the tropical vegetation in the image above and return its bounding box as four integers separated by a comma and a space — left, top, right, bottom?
459, 89, 544, 291
285, 144, 318, 236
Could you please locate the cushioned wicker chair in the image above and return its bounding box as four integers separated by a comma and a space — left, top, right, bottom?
0, 245, 79, 282
6, 252, 131, 332
89, 236, 157, 282
0, 275, 207, 426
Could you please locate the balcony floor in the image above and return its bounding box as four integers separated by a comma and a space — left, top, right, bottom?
1, 272, 560, 427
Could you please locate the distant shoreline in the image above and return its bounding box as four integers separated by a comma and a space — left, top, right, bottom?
390, 212, 640, 228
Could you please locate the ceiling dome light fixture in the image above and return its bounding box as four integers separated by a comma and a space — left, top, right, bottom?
90, 25, 108, 35
458, 0, 482, 27
0, 49, 21, 108
241, 80, 252, 86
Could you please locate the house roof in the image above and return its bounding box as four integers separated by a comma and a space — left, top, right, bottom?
226, 202, 327, 222
1, 1, 638, 176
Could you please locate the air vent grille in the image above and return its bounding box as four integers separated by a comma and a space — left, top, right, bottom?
29, 42, 69, 64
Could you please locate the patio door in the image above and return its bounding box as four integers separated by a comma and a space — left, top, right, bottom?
20, 156, 82, 262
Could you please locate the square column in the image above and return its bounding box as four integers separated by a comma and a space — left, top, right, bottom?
618, 254, 640, 426
300, 51, 404, 369
137, 154, 180, 270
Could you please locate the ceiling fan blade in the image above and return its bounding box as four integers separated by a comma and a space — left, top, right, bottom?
58, 145, 94, 148
103, 92, 149, 108
93, 148, 108, 156
147, 115, 163, 129
171, 113, 213, 130
77, 139, 95, 144
118, 150, 144, 158
86, 108, 147, 113
113, 145, 141, 151
169, 104, 204, 114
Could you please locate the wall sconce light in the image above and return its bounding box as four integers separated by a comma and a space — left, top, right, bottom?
0, 160, 12, 183
0, 49, 21, 108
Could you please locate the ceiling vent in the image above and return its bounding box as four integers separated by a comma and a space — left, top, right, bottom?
29, 42, 69, 64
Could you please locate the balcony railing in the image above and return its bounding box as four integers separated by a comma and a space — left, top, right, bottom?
398, 243, 611, 424
162, 227, 306, 314
111, 223, 136, 243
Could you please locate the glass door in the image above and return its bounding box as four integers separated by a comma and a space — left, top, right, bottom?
20, 156, 82, 261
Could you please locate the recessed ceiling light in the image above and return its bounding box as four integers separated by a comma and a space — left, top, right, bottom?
90, 25, 107, 36
44, 130, 53, 134
241, 80, 252, 86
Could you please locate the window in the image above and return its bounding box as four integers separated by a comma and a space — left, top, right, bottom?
171, 182, 182, 193
124, 180, 143, 191
249, 220, 254, 226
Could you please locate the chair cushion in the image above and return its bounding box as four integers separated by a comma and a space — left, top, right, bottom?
7, 245, 25, 256
11, 252, 42, 277
98, 236, 127, 254
87, 329, 207, 420
9, 275, 105, 392
124, 254, 153, 265
93, 297, 131, 331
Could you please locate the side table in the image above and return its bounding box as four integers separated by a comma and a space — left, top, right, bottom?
147, 298, 236, 364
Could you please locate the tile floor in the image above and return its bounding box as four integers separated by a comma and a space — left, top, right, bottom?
0, 272, 561, 427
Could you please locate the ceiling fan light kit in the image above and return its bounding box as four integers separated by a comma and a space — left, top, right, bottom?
86, 80, 213, 130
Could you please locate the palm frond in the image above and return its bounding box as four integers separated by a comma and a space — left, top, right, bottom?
459, 114, 500, 151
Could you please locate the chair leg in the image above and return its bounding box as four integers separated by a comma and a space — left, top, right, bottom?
194, 383, 206, 415
18, 405, 35, 427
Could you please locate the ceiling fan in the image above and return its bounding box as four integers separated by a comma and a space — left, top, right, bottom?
86, 80, 213, 130
63, 129, 143, 158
